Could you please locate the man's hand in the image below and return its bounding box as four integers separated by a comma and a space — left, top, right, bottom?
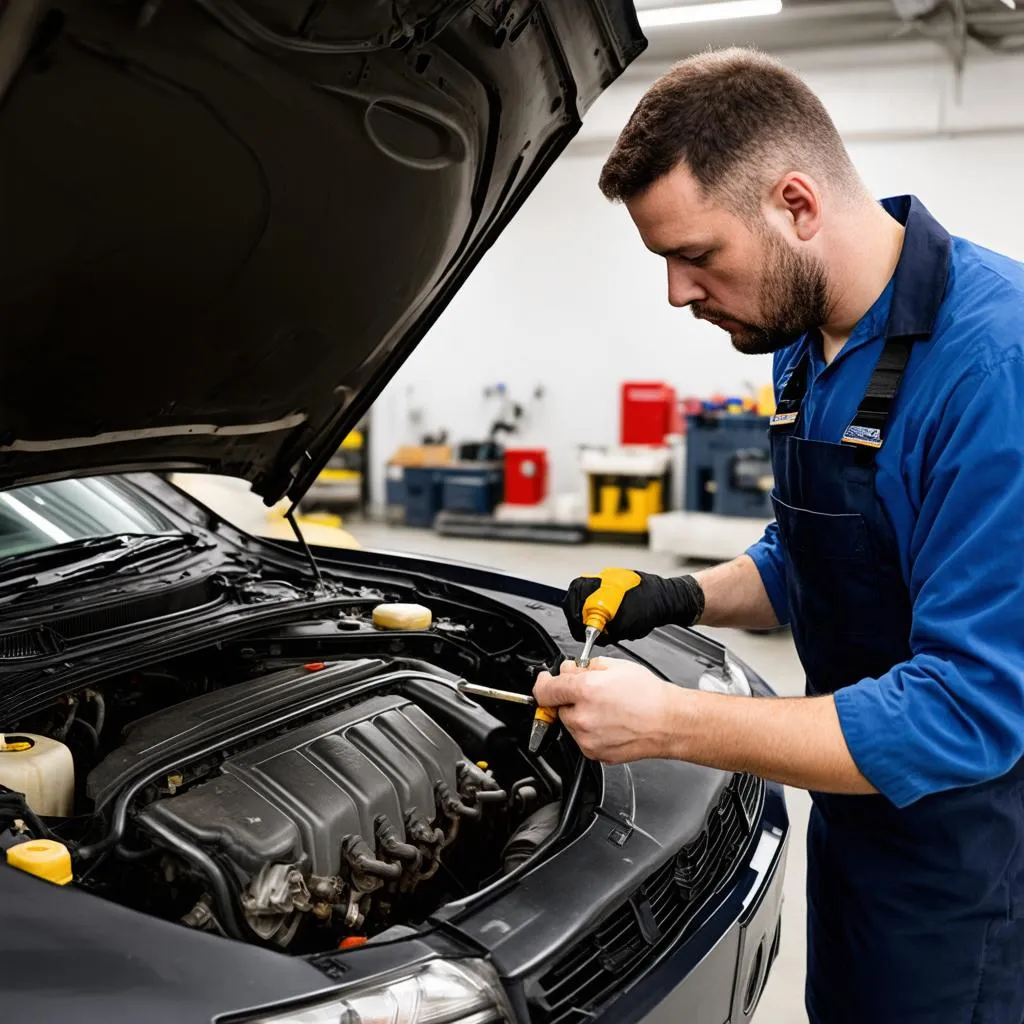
532, 657, 878, 795
532, 658, 683, 763
562, 571, 704, 645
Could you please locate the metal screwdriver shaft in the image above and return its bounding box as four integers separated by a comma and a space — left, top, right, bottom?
457, 681, 536, 706
576, 625, 602, 669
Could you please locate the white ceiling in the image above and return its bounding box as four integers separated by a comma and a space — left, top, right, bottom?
630, 0, 1024, 70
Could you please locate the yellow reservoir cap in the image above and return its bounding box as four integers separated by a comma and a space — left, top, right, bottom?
6, 839, 73, 886
372, 603, 433, 631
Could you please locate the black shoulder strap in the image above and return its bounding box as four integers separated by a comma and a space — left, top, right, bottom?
770, 353, 810, 431
840, 339, 912, 449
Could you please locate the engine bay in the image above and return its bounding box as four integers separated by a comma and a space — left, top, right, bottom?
0, 594, 584, 954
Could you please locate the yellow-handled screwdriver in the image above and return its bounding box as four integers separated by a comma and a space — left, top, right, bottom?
528, 567, 643, 753
576, 568, 642, 668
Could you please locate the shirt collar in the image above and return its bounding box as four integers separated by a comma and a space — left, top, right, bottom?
806, 194, 953, 371
880, 195, 952, 341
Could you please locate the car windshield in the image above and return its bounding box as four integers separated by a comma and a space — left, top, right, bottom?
0, 477, 174, 560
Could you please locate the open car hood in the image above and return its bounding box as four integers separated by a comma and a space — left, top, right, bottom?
0, 1, 643, 504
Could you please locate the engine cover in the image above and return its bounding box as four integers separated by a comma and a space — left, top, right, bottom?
144, 693, 478, 878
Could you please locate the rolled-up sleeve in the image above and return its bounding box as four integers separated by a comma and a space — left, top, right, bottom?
746, 521, 790, 625
834, 354, 1024, 808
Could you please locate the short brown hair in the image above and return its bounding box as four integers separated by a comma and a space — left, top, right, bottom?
599, 48, 859, 211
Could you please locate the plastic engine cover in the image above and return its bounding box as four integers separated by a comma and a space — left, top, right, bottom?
143, 694, 467, 877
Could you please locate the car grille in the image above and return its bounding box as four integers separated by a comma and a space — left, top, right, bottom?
531, 773, 763, 1024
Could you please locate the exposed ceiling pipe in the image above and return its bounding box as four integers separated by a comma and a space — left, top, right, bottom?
889, 0, 942, 17
629, 0, 1024, 64
962, 8, 1024, 26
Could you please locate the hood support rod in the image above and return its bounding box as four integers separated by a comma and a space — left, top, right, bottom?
285, 503, 328, 594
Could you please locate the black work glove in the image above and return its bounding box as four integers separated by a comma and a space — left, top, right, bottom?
562, 570, 705, 646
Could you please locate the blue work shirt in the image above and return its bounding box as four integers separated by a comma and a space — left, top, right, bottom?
748, 195, 1024, 808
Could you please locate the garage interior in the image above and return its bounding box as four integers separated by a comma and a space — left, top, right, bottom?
149, 1, 1024, 1019
0, 0, 1011, 1020
157, 3, 1024, 1019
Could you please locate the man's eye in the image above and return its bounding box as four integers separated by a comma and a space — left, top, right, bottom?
688, 252, 711, 267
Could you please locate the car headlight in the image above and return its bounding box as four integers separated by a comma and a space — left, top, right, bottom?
698, 658, 752, 697
249, 959, 514, 1024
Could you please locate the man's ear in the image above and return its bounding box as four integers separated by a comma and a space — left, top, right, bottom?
769, 172, 823, 242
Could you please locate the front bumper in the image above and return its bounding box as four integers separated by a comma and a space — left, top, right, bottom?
626, 795, 788, 1024
515, 781, 789, 1024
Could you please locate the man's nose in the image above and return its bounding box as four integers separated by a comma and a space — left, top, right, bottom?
667, 264, 707, 308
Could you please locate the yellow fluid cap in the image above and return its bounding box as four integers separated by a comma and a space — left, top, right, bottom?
6, 839, 73, 886
372, 603, 433, 631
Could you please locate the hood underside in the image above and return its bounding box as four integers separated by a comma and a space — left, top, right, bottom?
0, 0, 643, 503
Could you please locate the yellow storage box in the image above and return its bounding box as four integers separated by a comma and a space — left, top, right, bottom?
580, 446, 671, 536
587, 476, 664, 534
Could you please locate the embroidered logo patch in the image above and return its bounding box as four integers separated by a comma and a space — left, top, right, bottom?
770, 411, 798, 427
843, 424, 883, 448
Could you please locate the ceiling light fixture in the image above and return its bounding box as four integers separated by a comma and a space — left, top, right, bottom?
637, 0, 783, 28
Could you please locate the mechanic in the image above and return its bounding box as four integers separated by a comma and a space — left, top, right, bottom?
533, 48, 1024, 1023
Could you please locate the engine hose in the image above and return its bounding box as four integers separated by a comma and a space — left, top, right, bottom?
509, 776, 539, 807
352, 851, 403, 881
72, 718, 100, 750
87, 690, 106, 737
56, 699, 78, 742
440, 811, 460, 848
473, 789, 507, 804
531, 755, 563, 799
449, 795, 482, 821
500, 754, 587, 882
114, 842, 159, 861
0, 796, 51, 842
407, 820, 445, 848
135, 809, 257, 944
375, 817, 420, 865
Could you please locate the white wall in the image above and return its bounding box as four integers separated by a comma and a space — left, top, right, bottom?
368, 43, 1024, 511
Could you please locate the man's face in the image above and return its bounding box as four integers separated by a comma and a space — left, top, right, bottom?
624, 162, 830, 354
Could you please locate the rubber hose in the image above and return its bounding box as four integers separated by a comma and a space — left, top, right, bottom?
474, 789, 508, 804
353, 851, 403, 881
72, 718, 100, 750
88, 691, 106, 737
136, 809, 254, 943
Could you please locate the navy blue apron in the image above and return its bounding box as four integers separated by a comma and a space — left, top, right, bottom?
769, 210, 1024, 1023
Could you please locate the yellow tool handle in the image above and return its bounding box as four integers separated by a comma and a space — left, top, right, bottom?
533, 705, 558, 727
528, 702, 559, 753
581, 567, 642, 633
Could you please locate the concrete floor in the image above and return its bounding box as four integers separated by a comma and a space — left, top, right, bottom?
172, 475, 810, 1022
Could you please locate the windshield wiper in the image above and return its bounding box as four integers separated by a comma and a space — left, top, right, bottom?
0, 533, 208, 587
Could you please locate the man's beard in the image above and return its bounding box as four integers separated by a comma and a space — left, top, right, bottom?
693, 233, 830, 355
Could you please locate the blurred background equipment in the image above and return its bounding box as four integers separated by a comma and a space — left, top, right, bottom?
300, 423, 368, 517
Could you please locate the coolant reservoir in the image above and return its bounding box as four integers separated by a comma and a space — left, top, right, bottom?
371, 603, 433, 631
0, 733, 74, 817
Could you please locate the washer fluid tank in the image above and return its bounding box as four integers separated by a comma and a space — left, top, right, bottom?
0, 733, 75, 817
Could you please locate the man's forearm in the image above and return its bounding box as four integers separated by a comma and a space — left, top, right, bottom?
664, 687, 877, 795
691, 554, 779, 630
